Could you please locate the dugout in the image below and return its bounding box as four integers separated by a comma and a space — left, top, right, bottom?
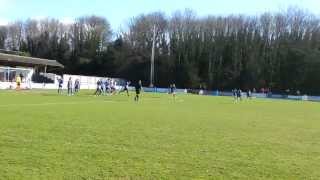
0, 52, 64, 83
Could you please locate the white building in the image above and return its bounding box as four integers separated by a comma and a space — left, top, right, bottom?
0, 52, 64, 89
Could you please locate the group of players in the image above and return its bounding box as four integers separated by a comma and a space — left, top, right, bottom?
55, 77, 259, 103
57, 77, 80, 96
232, 89, 252, 101
93, 78, 121, 96
57, 77, 147, 102
94, 79, 144, 102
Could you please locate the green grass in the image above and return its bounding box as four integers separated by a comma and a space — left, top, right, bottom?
0, 90, 320, 179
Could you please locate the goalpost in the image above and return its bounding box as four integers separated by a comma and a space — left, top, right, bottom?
0, 66, 34, 89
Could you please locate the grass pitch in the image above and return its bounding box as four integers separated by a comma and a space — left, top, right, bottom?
0, 90, 320, 179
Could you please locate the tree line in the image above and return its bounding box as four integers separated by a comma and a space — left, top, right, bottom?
0, 8, 320, 94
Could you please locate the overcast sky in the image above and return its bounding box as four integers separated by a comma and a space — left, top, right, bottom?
0, 0, 319, 29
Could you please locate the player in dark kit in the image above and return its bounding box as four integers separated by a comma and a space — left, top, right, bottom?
74, 79, 80, 93
170, 84, 177, 100
119, 81, 130, 96
237, 89, 242, 101
57, 78, 63, 94
94, 79, 103, 96
232, 89, 237, 101
104, 79, 109, 95
247, 89, 252, 99
134, 80, 142, 102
